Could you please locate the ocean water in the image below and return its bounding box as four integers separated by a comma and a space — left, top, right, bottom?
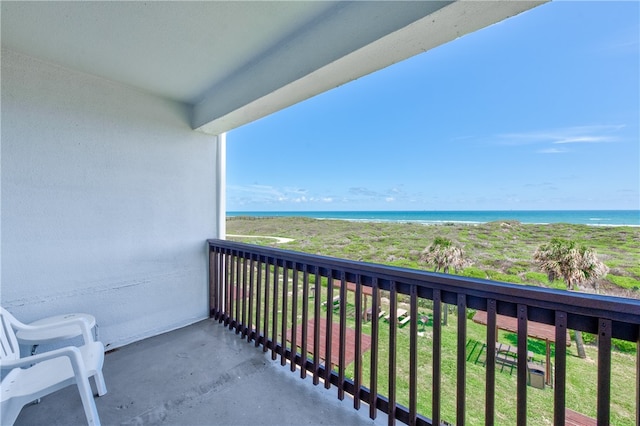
227, 210, 640, 226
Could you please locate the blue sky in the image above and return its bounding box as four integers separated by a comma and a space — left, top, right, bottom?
227, 1, 639, 212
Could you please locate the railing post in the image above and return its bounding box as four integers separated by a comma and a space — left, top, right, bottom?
262, 259, 270, 353
254, 256, 263, 347
432, 289, 442, 426
637, 337, 639, 426
300, 266, 310, 379
324, 272, 334, 389
457, 294, 467, 426
369, 278, 380, 420
247, 255, 255, 341
208, 244, 215, 318
354, 273, 363, 410
234, 251, 242, 334
388, 281, 397, 426
278, 261, 288, 367
281, 263, 289, 366
409, 284, 418, 426
597, 318, 612, 425
338, 273, 347, 400
271, 261, 279, 361
554, 311, 567, 425
241, 253, 248, 337
485, 299, 497, 426
291, 265, 299, 372
517, 304, 528, 426
313, 267, 321, 385
223, 252, 231, 325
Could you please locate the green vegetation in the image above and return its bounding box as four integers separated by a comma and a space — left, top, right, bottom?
533, 238, 610, 358
419, 237, 467, 273
227, 216, 640, 298
608, 275, 640, 290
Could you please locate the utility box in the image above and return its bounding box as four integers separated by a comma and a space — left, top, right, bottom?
528, 363, 545, 389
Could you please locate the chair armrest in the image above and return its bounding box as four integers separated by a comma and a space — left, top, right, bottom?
1, 345, 85, 371
14, 317, 94, 345
1, 345, 91, 383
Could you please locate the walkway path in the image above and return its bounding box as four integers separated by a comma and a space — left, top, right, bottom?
227, 234, 295, 244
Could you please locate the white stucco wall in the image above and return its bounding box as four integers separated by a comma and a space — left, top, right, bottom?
1, 48, 218, 349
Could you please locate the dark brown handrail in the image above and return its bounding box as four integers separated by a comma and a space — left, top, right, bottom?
208, 239, 640, 426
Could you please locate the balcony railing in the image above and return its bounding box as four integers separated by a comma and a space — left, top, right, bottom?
208, 239, 640, 426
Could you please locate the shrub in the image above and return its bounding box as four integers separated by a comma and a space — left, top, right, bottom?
613, 338, 637, 353
575, 333, 635, 354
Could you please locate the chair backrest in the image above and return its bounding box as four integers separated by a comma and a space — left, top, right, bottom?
0, 307, 21, 362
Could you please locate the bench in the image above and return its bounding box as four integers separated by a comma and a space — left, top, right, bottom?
384, 308, 408, 323
496, 351, 518, 373
365, 307, 386, 321
398, 315, 411, 327
495, 342, 534, 360
321, 295, 340, 308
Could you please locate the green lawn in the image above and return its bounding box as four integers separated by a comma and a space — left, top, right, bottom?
232, 275, 636, 426
335, 291, 636, 425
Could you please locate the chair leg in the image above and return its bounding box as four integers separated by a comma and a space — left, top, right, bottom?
1, 399, 23, 426
76, 376, 101, 426
93, 371, 108, 396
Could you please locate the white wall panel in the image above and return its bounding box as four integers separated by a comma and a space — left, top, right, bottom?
1, 49, 218, 349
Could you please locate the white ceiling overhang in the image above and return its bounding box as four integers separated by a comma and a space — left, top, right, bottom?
1, 1, 545, 135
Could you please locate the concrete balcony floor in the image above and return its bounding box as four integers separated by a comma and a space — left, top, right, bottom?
14, 318, 386, 426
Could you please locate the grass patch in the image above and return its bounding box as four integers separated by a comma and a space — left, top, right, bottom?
461, 267, 488, 280
608, 274, 640, 290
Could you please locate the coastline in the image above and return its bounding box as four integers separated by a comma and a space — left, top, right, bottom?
227, 210, 640, 227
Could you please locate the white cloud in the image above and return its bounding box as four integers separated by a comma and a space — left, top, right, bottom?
498, 124, 624, 147
284, 187, 308, 195
228, 183, 341, 207
228, 183, 432, 209
348, 187, 382, 197
537, 147, 568, 154
554, 135, 613, 144
228, 184, 281, 196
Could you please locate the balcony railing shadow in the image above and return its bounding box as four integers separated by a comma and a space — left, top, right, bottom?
208, 239, 640, 426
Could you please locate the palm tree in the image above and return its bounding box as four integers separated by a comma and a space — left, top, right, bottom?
420, 237, 467, 325
419, 237, 466, 274
534, 238, 609, 358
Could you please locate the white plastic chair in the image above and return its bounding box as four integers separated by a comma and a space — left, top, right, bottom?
0, 307, 107, 425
